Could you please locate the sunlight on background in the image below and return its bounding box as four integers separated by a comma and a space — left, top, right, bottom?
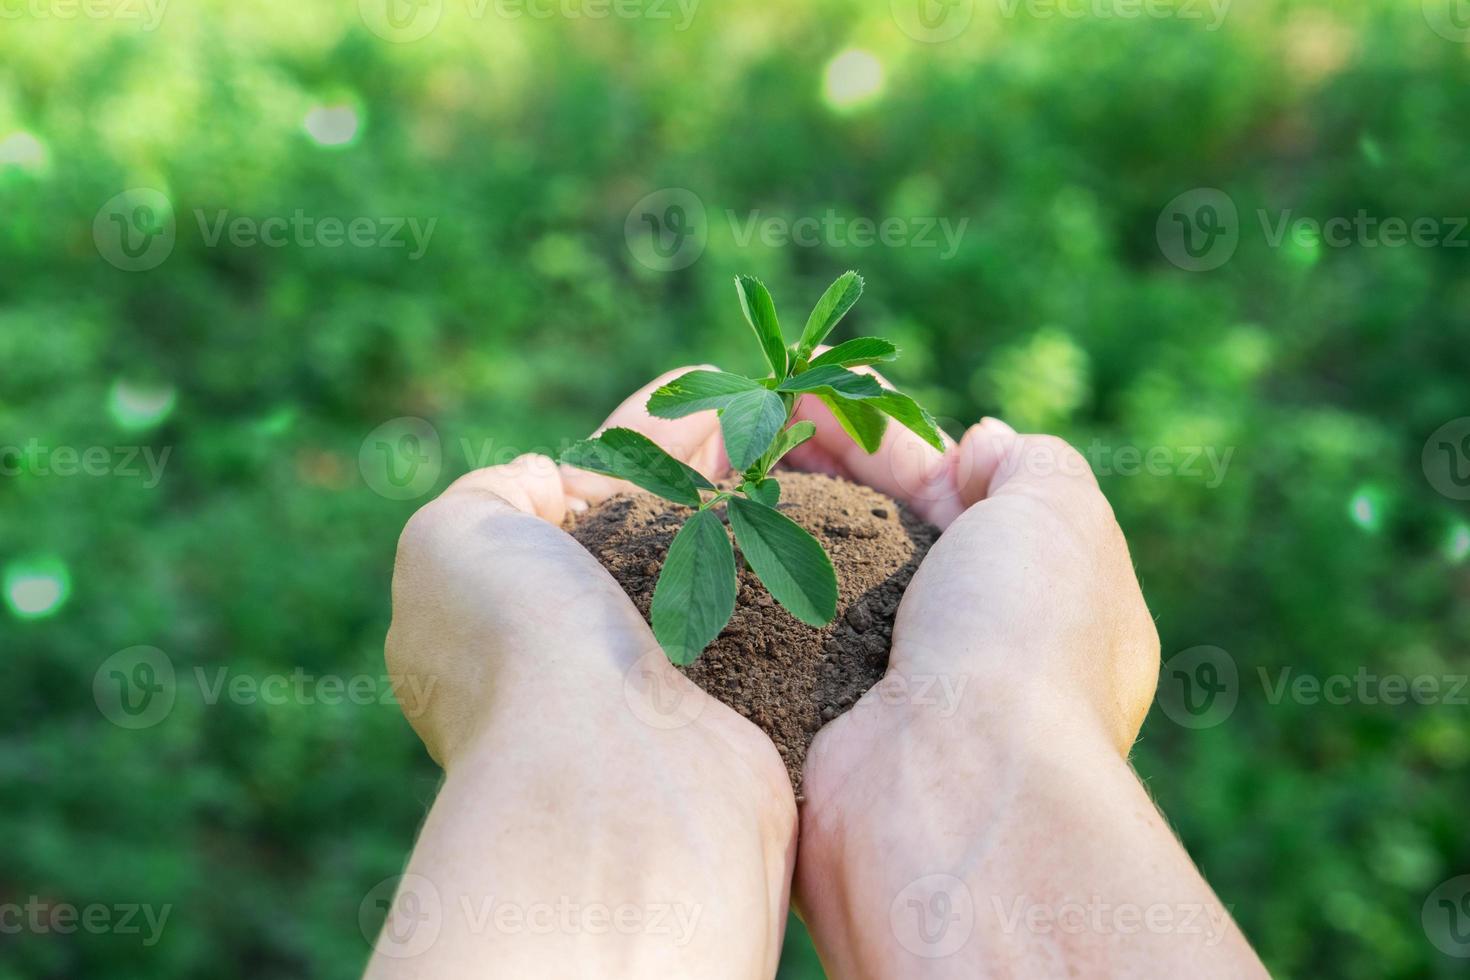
107, 380, 177, 431
1348, 486, 1384, 533
822, 48, 885, 111
3, 558, 71, 620
1446, 522, 1470, 563
0, 129, 46, 172
304, 102, 362, 147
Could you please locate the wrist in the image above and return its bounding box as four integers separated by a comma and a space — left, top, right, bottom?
796, 696, 1126, 975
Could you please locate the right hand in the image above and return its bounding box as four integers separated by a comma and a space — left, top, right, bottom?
783, 389, 1161, 784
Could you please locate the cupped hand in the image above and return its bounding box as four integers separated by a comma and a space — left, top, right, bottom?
380, 367, 796, 979
385, 365, 737, 766
781, 378, 1159, 791
782, 375, 1264, 980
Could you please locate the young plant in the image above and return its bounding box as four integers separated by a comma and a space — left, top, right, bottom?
560, 272, 944, 665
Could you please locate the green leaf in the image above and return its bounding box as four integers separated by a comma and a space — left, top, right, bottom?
778, 364, 883, 399
727, 496, 838, 627
559, 427, 712, 507
742, 477, 780, 507
651, 510, 737, 665
798, 271, 865, 357
719, 387, 788, 471
735, 276, 787, 378
817, 393, 888, 453
808, 337, 898, 369
764, 420, 816, 469
872, 390, 946, 451
647, 370, 762, 418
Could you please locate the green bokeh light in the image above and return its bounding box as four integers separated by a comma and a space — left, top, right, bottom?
3, 556, 71, 620
1348, 486, 1384, 532
107, 379, 176, 431
1445, 521, 1470, 563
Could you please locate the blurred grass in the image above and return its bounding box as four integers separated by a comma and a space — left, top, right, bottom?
1, 1, 1468, 977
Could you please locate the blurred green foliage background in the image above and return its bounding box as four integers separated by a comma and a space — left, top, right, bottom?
3, 0, 1469, 976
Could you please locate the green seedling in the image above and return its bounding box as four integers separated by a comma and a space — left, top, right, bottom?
560, 272, 944, 665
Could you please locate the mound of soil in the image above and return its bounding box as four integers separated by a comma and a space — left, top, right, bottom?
568, 471, 939, 791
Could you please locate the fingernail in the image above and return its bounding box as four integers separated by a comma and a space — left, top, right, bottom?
980, 416, 1016, 436
567, 497, 589, 514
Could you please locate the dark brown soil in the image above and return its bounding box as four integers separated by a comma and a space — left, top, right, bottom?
568, 471, 939, 791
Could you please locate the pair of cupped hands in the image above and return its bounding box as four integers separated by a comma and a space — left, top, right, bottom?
382, 363, 1163, 977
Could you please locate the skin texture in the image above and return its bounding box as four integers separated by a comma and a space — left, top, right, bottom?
368, 368, 797, 980
787, 373, 1269, 979
368, 363, 1269, 980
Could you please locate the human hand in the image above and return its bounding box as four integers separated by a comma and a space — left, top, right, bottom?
784, 367, 1159, 761
785, 381, 1264, 978
374, 368, 796, 979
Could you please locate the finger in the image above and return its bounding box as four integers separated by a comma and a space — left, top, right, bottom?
943, 426, 1113, 550
783, 355, 959, 525
950, 417, 1019, 508
561, 364, 732, 505
444, 453, 569, 525
980, 429, 1101, 507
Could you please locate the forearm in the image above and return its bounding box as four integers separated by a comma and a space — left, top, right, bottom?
796, 706, 1267, 979
366, 666, 795, 979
